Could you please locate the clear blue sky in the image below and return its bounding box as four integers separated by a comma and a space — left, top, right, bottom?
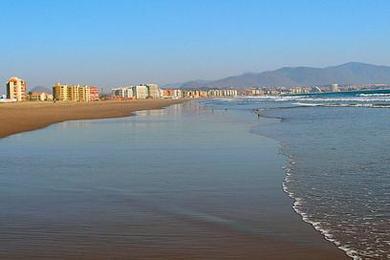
1, 0, 390, 89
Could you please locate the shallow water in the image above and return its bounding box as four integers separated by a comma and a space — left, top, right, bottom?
203, 90, 390, 259
0, 102, 345, 259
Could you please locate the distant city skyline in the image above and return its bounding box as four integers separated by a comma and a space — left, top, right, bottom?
1, 0, 390, 90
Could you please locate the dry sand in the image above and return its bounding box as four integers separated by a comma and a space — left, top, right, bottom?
0, 100, 185, 138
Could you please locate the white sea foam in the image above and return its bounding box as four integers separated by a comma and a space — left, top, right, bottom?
244, 94, 390, 103
359, 93, 390, 97
281, 157, 363, 260
292, 102, 390, 108
292, 102, 321, 107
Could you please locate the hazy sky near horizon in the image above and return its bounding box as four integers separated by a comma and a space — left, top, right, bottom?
1, 0, 390, 89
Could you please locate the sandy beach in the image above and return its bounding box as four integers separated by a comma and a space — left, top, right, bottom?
0, 100, 185, 139
0, 101, 349, 259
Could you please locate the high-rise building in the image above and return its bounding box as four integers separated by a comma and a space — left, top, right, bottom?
53, 83, 97, 102
89, 86, 100, 101
133, 85, 149, 99
53, 83, 69, 101
111, 86, 133, 99
146, 84, 160, 99
6, 77, 27, 101
78, 86, 90, 102
330, 83, 340, 92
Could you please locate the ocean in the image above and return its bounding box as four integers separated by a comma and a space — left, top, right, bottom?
1, 90, 388, 259
0, 102, 346, 259
201, 89, 390, 259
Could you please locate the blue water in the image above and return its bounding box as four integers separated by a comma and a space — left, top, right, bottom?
202, 89, 390, 259
0, 102, 346, 259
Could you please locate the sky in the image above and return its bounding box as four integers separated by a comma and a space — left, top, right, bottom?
1, 0, 390, 90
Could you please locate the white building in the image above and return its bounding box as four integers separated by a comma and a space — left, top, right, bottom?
112, 84, 161, 100
133, 85, 149, 99
7, 77, 27, 101
330, 84, 340, 92
111, 86, 134, 99
207, 89, 238, 97
146, 84, 160, 99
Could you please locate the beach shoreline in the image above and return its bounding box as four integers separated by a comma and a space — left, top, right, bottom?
0, 99, 186, 139
0, 100, 350, 259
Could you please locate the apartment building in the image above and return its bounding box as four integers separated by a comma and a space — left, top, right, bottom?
146, 84, 160, 99
133, 85, 149, 99
111, 86, 134, 99
161, 89, 183, 99
6, 77, 27, 101
53, 83, 98, 102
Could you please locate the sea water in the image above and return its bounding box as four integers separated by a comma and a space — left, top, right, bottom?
202, 89, 390, 259
0, 102, 343, 259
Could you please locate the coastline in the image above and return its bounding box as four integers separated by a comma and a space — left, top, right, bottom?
281, 150, 356, 259
250, 114, 352, 259
0, 101, 349, 259
0, 99, 186, 139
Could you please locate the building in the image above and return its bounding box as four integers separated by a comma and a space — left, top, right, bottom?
53, 83, 98, 102
78, 86, 90, 102
111, 84, 162, 100
111, 86, 134, 99
69, 85, 80, 101
53, 83, 69, 101
29, 92, 53, 101
161, 89, 173, 98
207, 89, 238, 97
6, 77, 27, 101
133, 85, 149, 99
89, 86, 100, 101
161, 88, 183, 99
330, 83, 340, 92
182, 90, 197, 98
111, 87, 126, 98
146, 84, 161, 99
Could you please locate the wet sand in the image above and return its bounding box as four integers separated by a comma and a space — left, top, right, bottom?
0, 101, 349, 259
0, 100, 185, 138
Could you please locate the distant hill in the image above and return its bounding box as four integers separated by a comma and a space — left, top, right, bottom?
178, 62, 390, 88
30, 86, 51, 93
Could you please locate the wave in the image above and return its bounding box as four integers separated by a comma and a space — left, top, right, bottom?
359, 93, 390, 97
280, 155, 361, 260
239, 95, 390, 103
292, 102, 390, 108
297, 97, 390, 102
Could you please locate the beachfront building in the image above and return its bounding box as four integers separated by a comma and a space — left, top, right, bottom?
182, 90, 199, 98
111, 86, 134, 99
207, 89, 238, 97
146, 84, 161, 99
53, 83, 68, 101
70, 85, 81, 101
288, 87, 310, 94
78, 86, 90, 102
161, 89, 183, 99
89, 86, 100, 101
111, 84, 162, 100
330, 83, 340, 92
53, 83, 99, 102
6, 77, 27, 102
161, 89, 173, 99
112, 87, 126, 98
241, 88, 259, 96
29, 92, 53, 101
133, 85, 149, 99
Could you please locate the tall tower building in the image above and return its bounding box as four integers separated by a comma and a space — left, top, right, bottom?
6, 77, 27, 101
330, 83, 340, 92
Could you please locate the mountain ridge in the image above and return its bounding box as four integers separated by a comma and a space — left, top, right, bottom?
176, 62, 390, 88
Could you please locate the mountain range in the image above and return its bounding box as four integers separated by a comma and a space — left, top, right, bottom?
177, 62, 390, 88
29, 86, 51, 93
